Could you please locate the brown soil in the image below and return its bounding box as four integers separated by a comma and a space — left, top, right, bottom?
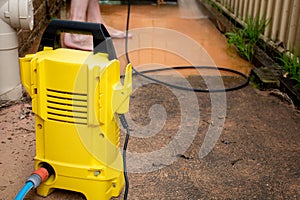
1, 79, 300, 199
1, 3, 299, 200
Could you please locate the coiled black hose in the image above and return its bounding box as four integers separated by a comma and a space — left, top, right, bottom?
121, 1, 250, 200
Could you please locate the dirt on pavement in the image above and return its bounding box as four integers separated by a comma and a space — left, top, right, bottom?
0, 76, 299, 199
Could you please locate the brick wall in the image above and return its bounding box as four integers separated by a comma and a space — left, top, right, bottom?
18, 0, 65, 56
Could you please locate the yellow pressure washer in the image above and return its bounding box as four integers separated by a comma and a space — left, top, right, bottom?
19, 19, 132, 199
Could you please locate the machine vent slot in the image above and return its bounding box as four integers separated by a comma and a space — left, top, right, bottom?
46, 88, 88, 125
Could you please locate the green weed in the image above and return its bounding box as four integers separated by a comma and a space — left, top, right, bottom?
280, 49, 300, 83
226, 29, 254, 61
244, 16, 269, 44
225, 15, 269, 62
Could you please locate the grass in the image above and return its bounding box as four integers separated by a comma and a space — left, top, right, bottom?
226, 29, 254, 61
225, 15, 270, 62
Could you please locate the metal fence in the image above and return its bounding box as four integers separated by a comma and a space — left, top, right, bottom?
207, 0, 300, 55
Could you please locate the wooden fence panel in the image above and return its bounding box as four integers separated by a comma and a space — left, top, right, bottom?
208, 0, 300, 54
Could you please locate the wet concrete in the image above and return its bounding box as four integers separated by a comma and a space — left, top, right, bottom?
25, 3, 252, 77
2, 3, 299, 200
101, 4, 253, 76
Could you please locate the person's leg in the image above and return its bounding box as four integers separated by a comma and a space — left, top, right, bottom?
86, 0, 102, 23
87, 0, 130, 39
63, 0, 93, 50
64, 0, 131, 51
70, 0, 89, 21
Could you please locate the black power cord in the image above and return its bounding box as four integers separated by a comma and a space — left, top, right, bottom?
120, 2, 132, 200
119, 114, 130, 200
124, 1, 249, 93
120, 1, 250, 200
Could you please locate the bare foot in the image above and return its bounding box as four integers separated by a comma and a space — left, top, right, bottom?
106, 26, 133, 39
63, 28, 132, 51
63, 33, 93, 51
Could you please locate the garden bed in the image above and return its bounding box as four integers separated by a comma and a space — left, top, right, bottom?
199, 0, 300, 109
280, 77, 300, 108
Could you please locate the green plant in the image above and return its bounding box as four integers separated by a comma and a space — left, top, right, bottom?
203, 0, 223, 13
280, 49, 300, 83
225, 15, 269, 62
226, 29, 254, 61
244, 16, 269, 44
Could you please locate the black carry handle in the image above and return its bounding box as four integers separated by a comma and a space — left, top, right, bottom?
38, 19, 117, 60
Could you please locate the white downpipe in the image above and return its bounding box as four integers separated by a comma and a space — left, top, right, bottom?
0, 0, 33, 101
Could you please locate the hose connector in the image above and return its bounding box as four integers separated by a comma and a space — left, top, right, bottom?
15, 168, 50, 200
28, 167, 49, 188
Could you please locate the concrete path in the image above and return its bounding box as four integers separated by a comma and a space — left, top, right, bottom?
101, 4, 252, 76
2, 3, 299, 200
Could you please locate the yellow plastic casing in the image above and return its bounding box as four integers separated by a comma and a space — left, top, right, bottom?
19, 47, 132, 200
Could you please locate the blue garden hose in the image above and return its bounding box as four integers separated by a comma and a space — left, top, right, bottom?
15, 168, 50, 200
14, 181, 34, 200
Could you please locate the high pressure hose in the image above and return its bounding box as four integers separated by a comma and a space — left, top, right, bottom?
15, 168, 49, 200
121, 1, 249, 199
14, 1, 249, 200
124, 0, 249, 93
